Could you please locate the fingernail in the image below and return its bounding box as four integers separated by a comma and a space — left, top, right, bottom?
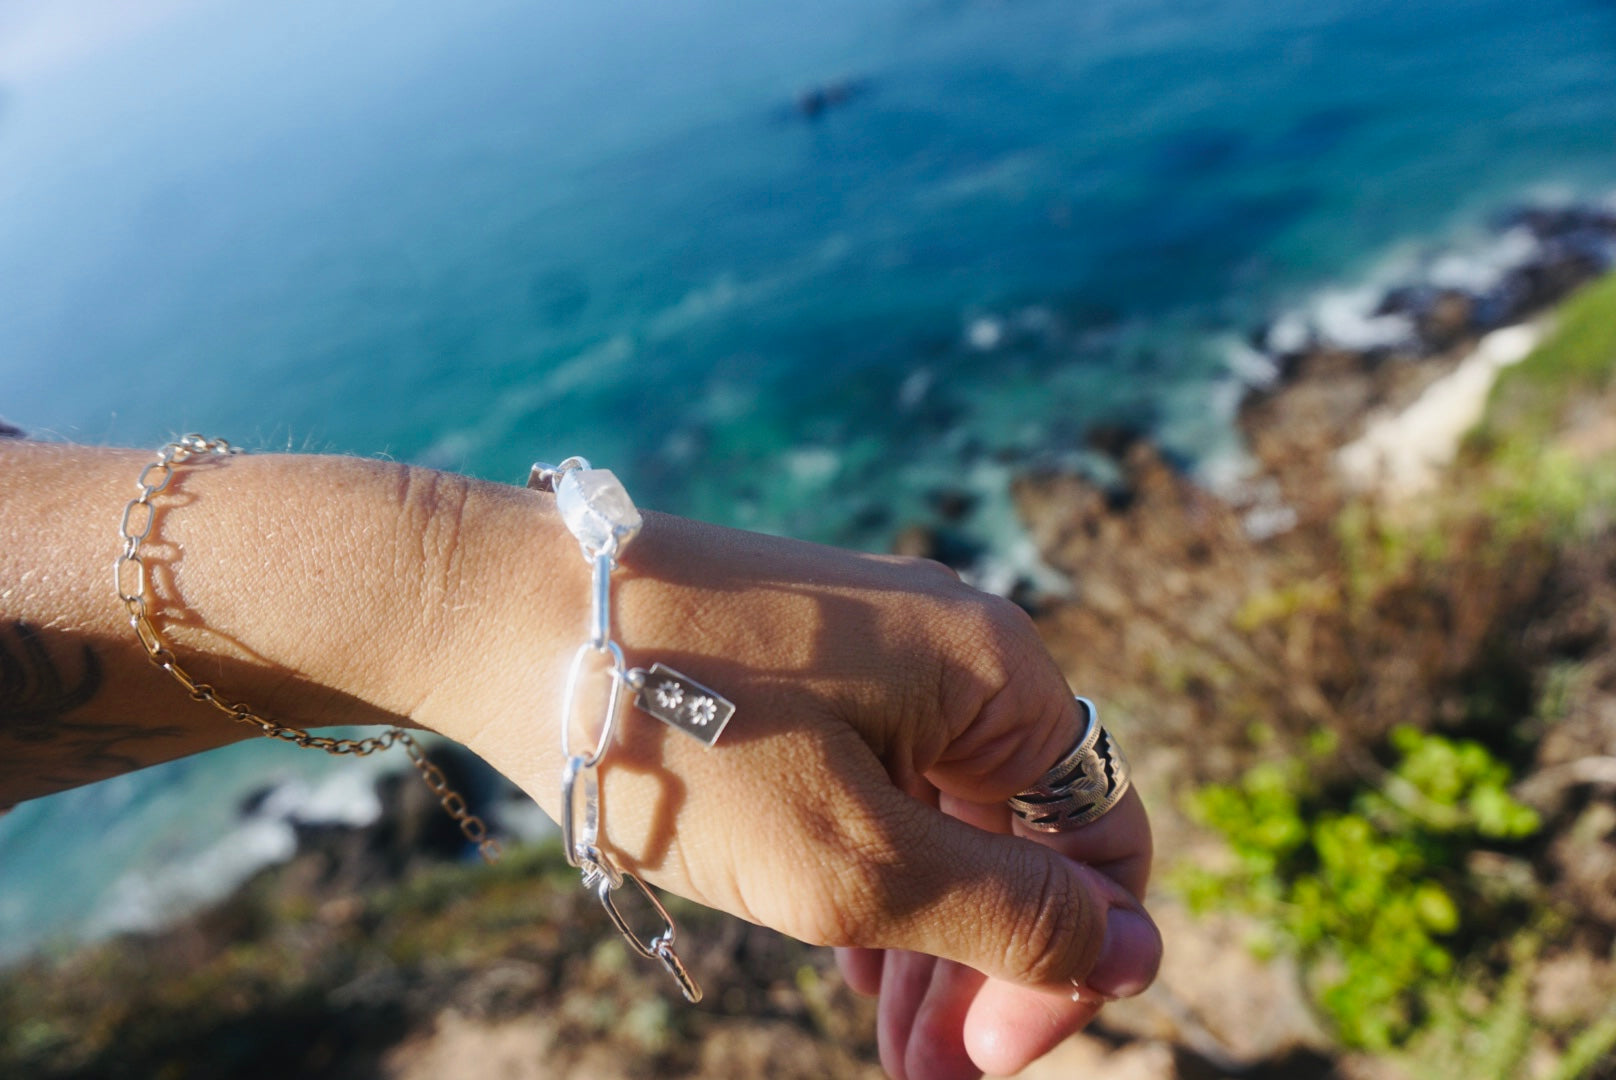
1083, 907, 1160, 1000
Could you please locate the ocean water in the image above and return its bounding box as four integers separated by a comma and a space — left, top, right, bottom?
2, 0, 1615, 960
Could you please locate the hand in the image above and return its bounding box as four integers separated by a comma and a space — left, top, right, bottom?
421, 497, 1162, 1078
837, 788, 1154, 1078
0, 443, 1160, 1079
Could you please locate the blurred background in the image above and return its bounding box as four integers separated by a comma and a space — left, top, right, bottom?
4, 1, 1616, 1076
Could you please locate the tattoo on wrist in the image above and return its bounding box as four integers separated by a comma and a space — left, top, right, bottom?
0, 621, 102, 734
0, 621, 191, 790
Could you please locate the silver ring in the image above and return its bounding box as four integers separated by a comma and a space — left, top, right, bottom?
1008, 697, 1131, 832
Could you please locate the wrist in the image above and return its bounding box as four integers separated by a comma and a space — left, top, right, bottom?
397, 465, 581, 786
150, 453, 561, 735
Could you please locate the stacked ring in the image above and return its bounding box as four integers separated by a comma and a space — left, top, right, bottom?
1008, 697, 1131, 832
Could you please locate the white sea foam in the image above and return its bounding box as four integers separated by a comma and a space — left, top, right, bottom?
80, 766, 387, 940
1219, 335, 1280, 388
784, 445, 842, 488
897, 367, 935, 410
1260, 208, 1600, 359
966, 315, 1005, 351
1426, 226, 1540, 293
255, 768, 385, 828
953, 458, 1071, 600
86, 817, 299, 938
1196, 447, 1258, 498
1310, 286, 1416, 351
1264, 312, 1311, 355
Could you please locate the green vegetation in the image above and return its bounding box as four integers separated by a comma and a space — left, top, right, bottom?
1406, 935, 1616, 1080
1475, 271, 1616, 542
1180, 272, 1616, 1077
1485, 270, 1616, 445
1181, 727, 1540, 1051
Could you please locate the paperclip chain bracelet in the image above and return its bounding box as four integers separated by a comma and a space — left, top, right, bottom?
115, 435, 501, 863
529, 456, 737, 1004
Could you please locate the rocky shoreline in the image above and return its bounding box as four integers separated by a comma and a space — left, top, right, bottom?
5, 203, 1616, 1079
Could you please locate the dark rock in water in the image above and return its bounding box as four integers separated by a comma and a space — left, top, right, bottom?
1419, 290, 1475, 350
793, 76, 872, 120
1377, 286, 1475, 353
1247, 199, 1616, 397
238, 784, 278, 818
926, 487, 978, 522
1085, 422, 1150, 461
1489, 251, 1606, 326
0, 418, 24, 439
890, 523, 983, 570
277, 742, 520, 896
849, 501, 894, 533
1008, 578, 1057, 618
1500, 203, 1616, 243
1466, 204, 1616, 328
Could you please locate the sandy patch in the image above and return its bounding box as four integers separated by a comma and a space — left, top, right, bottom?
1336, 322, 1544, 498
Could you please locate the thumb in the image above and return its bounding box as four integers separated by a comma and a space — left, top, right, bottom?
830, 784, 1160, 996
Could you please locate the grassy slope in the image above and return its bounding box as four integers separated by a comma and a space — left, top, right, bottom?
1185, 272, 1616, 1076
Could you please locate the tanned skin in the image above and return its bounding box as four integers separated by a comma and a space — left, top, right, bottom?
0, 432, 1159, 1080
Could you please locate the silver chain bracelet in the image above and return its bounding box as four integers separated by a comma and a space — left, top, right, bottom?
529, 456, 736, 1004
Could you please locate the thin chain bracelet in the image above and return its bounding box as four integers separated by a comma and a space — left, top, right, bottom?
530, 456, 738, 1004
115, 435, 501, 863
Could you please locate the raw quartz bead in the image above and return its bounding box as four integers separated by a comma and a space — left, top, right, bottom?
557, 467, 642, 559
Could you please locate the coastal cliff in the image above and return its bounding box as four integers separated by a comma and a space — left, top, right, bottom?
4, 208, 1616, 1080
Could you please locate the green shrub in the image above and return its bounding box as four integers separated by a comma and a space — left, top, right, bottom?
1181, 726, 1540, 1051
1487, 271, 1616, 438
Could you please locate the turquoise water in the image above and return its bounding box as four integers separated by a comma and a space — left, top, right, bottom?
2, 0, 1615, 958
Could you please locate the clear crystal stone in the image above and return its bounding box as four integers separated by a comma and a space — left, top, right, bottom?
557, 468, 642, 555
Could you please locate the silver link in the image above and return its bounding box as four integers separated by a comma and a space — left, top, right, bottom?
653, 935, 703, 1004
114, 553, 147, 606
559, 640, 626, 767
596, 871, 676, 961
119, 499, 156, 543
132, 615, 164, 656
136, 460, 175, 495
595, 873, 703, 1003
529, 455, 592, 493
589, 552, 613, 650
559, 754, 597, 869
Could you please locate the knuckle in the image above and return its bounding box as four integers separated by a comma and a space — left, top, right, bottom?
950, 591, 1037, 657
909, 556, 963, 582
934, 592, 1057, 711
998, 847, 1098, 985
981, 590, 1038, 639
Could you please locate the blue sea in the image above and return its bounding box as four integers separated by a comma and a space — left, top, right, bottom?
2, 0, 1615, 961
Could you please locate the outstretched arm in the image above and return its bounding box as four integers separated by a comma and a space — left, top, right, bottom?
0, 437, 1159, 1078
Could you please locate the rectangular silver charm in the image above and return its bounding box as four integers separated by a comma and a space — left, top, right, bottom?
634, 663, 735, 748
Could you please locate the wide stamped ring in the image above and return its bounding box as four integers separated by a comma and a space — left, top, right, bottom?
1008, 697, 1131, 832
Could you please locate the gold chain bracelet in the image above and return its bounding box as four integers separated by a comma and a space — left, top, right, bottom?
114, 435, 500, 863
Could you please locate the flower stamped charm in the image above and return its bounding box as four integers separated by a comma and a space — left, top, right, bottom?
634, 663, 736, 748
